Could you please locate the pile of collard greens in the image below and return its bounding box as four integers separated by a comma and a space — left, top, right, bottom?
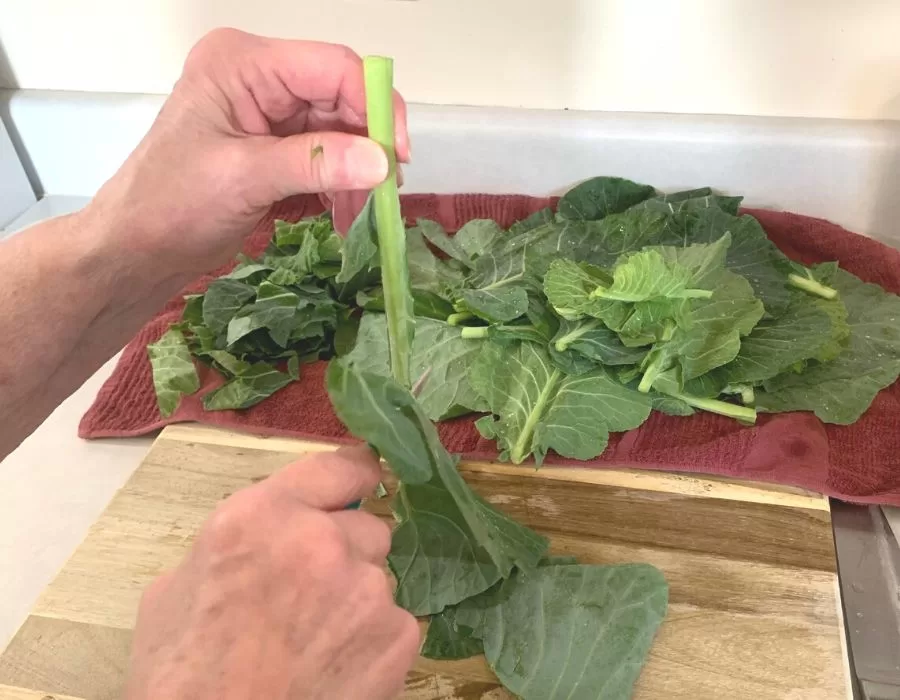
148, 174, 900, 698
150, 176, 900, 449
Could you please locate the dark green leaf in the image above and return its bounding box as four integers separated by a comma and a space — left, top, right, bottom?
721, 293, 833, 385
417, 219, 472, 265
482, 563, 668, 700
557, 176, 656, 221
662, 209, 792, 316
226, 281, 300, 348
552, 319, 649, 365
326, 360, 549, 615
202, 361, 298, 411
458, 286, 529, 323
757, 268, 900, 423
454, 220, 504, 260
336, 195, 378, 283
345, 313, 487, 420
202, 279, 256, 334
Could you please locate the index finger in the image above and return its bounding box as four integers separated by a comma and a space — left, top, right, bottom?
263, 444, 383, 511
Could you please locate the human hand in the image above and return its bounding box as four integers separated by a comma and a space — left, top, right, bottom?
87, 28, 409, 276
124, 446, 420, 700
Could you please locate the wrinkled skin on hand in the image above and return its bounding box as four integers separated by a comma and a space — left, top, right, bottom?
89, 28, 410, 277
105, 28, 419, 700
125, 446, 420, 700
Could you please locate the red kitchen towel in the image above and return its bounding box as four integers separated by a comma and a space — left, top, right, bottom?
80, 192, 900, 505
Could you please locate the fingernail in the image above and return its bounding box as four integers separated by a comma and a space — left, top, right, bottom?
344, 139, 389, 189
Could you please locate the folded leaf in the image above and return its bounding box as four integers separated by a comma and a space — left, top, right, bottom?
148, 328, 201, 417
417, 219, 472, 266
336, 195, 379, 284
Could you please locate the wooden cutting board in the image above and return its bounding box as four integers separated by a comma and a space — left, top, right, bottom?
0, 424, 849, 700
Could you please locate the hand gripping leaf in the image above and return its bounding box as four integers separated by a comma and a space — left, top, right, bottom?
326, 360, 548, 615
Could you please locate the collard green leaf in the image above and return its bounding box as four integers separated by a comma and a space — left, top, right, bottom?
148, 328, 201, 417
720, 293, 833, 385
757, 268, 900, 423
633, 190, 743, 217
552, 319, 649, 365
454, 219, 504, 260
202, 279, 256, 334
547, 343, 600, 376
406, 226, 464, 295
345, 313, 487, 420
509, 207, 554, 236
202, 359, 299, 411
417, 219, 471, 265
221, 263, 272, 282
226, 281, 300, 348
336, 196, 378, 283
557, 176, 656, 221
205, 349, 251, 376
643, 267, 764, 384
661, 209, 792, 316
326, 360, 438, 484
326, 360, 549, 615
458, 286, 529, 323
470, 342, 651, 464
592, 249, 713, 302
421, 604, 485, 660
358, 287, 456, 321
482, 563, 668, 700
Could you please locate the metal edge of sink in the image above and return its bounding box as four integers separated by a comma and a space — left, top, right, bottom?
832, 500, 900, 699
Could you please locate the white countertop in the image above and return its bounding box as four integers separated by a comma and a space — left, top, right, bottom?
0, 357, 154, 651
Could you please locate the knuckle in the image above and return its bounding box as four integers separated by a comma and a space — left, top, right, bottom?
357, 564, 393, 604
202, 488, 263, 552
333, 43, 361, 66
367, 516, 392, 558
300, 513, 350, 569
185, 28, 250, 70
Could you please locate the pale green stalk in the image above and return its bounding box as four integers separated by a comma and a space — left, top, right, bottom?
364, 56, 413, 387
788, 273, 838, 300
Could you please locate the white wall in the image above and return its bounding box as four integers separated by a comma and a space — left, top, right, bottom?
2, 0, 900, 120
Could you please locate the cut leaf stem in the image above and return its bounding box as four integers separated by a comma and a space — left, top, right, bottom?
788, 273, 838, 300
363, 55, 414, 387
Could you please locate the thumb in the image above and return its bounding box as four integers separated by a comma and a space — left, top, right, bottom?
257, 132, 389, 201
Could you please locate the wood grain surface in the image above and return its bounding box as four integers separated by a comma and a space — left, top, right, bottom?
0, 425, 849, 700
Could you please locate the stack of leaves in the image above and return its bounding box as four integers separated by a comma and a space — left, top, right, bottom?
150, 175, 900, 468
148, 215, 366, 415
326, 359, 669, 698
